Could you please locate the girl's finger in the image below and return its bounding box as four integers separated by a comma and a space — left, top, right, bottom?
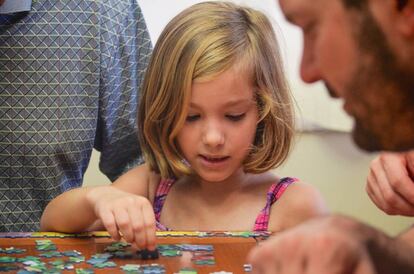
114, 207, 134, 243
100, 209, 121, 241
128, 205, 146, 249
141, 201, 157, 250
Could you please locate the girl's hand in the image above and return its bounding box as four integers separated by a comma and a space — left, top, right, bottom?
86, 186, 156, 250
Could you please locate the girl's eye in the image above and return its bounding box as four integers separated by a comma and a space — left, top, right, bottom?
226, 113, 245, 121
186, 115, 200, 122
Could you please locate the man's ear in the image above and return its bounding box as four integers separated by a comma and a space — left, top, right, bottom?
396, 0, 414, 36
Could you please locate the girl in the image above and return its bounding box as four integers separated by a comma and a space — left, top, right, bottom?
40, 1, 327, 251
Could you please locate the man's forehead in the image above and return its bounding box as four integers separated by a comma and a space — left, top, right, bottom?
279, 0, 329, 24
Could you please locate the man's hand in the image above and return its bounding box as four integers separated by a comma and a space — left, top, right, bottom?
248, 216, 378, 274
366, 151, 414, 216
248, 215, 414, 274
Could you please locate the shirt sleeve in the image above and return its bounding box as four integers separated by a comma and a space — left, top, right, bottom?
95, 0, 152, 181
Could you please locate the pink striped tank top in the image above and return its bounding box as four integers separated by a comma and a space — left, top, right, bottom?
153, 177, 297, 231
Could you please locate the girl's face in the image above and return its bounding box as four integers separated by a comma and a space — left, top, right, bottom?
176, 67, 259, 183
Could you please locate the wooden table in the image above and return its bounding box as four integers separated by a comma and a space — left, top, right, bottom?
0, 232, 266, 273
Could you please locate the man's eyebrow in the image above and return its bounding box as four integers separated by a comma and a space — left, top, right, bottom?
284, 13, 295, 24
282, 6, 310, 26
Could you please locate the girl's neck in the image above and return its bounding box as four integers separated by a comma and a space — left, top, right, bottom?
172, 172, 246, 211
185, 168, 251, 195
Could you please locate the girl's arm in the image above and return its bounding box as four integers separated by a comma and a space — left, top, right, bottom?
40, 164, 159, 250
40, 185, 103, 232
268, 181, 329, 232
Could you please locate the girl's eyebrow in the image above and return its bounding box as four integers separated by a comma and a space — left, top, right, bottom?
189, 99, 253, 109
224, 99, 253, 108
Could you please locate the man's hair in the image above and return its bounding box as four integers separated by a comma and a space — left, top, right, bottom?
138, 1, 295, 179
342, 0, 366, 9
343, 0, 407, 10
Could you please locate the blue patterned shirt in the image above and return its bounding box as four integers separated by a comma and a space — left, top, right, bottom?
0, 0, 31, 14
0, 0, 152, 231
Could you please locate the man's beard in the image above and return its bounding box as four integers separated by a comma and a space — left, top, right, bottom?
340, 7, 414, 152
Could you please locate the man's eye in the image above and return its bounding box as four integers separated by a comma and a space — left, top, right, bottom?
186, 115, 200, 122
226, 113, 245, 121
303, 21, 317, 36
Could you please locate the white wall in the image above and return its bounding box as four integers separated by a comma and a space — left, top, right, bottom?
277, 132, 412, 235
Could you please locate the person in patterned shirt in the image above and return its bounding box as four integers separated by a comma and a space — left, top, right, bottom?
0, 0, 152, 231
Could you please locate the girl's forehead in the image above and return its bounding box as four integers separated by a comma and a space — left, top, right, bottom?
193, 65, 254, 86
189, 70, 256, 108
194, 57, 255, 81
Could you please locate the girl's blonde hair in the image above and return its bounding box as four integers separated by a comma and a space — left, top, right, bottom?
139, 1, 294, 179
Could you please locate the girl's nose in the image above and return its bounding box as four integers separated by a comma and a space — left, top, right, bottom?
202, 123, 225, 147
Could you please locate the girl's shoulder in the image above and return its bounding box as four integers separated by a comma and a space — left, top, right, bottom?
245, 172, 287, 194
248, 173, 303, 199
146, 167, 162, 204
267, 178, 328, 232
112, 163, 162, 202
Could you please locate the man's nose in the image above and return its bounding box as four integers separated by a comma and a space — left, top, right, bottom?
300, 45, 322, 83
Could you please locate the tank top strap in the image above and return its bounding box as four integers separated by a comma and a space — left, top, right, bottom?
253, 177, 298, 231
153, 178, 175, 230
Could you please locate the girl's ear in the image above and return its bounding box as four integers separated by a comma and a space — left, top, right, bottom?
395, 0, 414, 37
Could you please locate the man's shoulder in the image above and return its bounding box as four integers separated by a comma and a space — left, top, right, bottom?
96, 0, 144, 29
97, 0, 141, 13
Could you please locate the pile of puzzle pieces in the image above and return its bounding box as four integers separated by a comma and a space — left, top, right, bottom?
0, 239, 251, 273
